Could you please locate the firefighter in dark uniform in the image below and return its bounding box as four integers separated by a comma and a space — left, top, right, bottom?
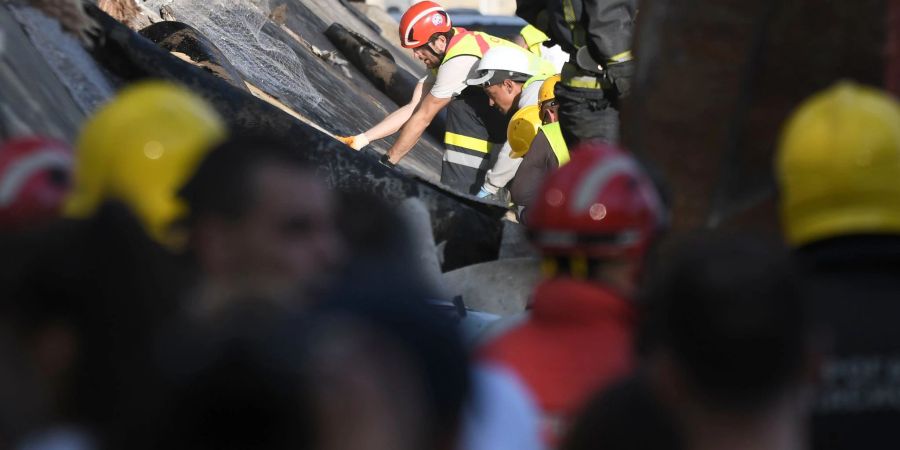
516, 0, 637, 146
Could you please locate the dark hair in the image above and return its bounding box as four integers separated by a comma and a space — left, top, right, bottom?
178, 134, 314, 224
563, 375, 683, 450
639, 233, 810, 410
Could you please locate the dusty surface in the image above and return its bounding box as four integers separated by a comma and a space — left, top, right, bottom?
443, 257, 541, 316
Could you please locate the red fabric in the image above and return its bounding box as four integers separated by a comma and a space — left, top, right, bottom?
479, 278, 636, 443
888, 0, 900, 94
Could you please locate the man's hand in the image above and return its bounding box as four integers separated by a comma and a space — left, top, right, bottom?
337, 133, 370, 150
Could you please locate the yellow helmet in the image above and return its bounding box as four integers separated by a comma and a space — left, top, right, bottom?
539, 74, 561, 106
65, 80, 227, 247
776, 81, 900, 247
508, 105, 542, 158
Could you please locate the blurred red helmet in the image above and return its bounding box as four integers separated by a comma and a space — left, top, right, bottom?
399, 1, 451, 49
0, 136, 73, 231
528, 142, 665, 260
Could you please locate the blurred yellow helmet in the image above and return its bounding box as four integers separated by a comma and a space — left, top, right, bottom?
776, 81, 900, 247
65, 80, 227, 247
508, 105, 542, 158
539, 74, 561, 105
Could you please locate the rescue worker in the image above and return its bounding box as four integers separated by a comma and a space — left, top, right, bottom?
338, 1, 546, 195
776, 82, 900, 450
516, 0, 637, 146
0, 136, 73, 231
479, 143, 666, 446
65, 80, 227, 249
177, 134, 345, 316
465, 46, 556, 198
509, 75, 570, 221
513, 24, 568, 72
0, 80, 226, 448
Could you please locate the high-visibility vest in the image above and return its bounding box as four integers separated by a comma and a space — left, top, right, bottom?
442, 28, 518, 61
540, 121, 570, 166
520, 24, 550, 56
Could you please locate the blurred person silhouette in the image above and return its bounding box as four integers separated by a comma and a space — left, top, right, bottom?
479, 143, 666, 446
639, 235, 819, 450
561, 374, 682, 450
776, 82, 900, 450
328, 192, 543, 450
176, 134, 345, 318
306, 290, 472, 450
0, 80, 226, 449
145, 311, 316, 450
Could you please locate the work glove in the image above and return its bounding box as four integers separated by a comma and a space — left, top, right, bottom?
337, 133, 370, 150
477, 187, 492, 199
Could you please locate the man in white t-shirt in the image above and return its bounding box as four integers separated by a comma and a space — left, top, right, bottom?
465, 46, 556, 199
338, 1, 547, 195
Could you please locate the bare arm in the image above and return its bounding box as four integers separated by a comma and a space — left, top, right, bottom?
385, 92, 451, 164
363, 82, 429, 141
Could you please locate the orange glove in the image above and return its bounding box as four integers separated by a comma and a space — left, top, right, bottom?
337, 133, 369, 150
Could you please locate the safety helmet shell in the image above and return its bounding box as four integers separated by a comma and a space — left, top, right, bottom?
65, 80, 227, 248
508, 105, 542, 158
399, 1, 451, 49
0, 136, 73, 231
528, 143, 665, 260
777, 81, 900, 247
539, 74, 561, 105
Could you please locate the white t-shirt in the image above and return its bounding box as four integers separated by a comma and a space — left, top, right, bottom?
540, 44, 569, 73
483, 80, 543, 193
419, 55, 480, 98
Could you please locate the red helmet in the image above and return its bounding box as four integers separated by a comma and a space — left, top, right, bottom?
528, 142, 665, 260
399, 1, 451, 49
0, 136, 73, 231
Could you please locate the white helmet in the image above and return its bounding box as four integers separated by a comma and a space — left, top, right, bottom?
467, 46, 535, 86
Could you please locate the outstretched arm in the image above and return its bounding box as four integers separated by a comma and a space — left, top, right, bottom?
385, 92, 451, 164
339, 81, 430, 149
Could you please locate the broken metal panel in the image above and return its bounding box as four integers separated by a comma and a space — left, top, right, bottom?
150, 0, 445, 182
271, 0, 424, 76
625, 0, 887, 232
85, 5, 506, 269
139, 21, 249, 92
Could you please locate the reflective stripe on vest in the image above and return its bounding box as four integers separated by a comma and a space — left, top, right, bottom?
541, 122, 570, 166
444, 131, 491, 153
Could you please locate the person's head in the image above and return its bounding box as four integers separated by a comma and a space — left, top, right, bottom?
777, 82, 900, 248
526, 142, 666, 297
308, 293, 471, 450
399, 1, 454, 69
538, 74, 561, 124
507, 105, 542, 159
467, 46, 537, 114
640, 234, 818, 418
65, 80, 227, 248
0, 136, 73, 232
178, 135, 344, 309
562, 375, 683, 450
